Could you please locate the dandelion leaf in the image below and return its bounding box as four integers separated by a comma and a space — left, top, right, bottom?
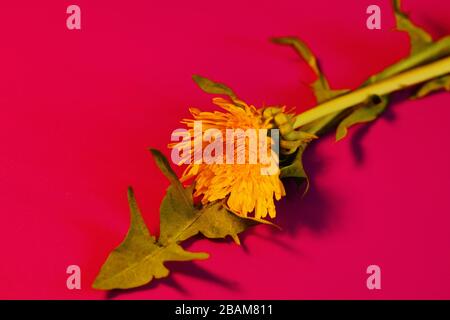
336, 96, 389, 141
280, 142, 309, 193
151, 149, 257, 245
93, 149, 256, 290
393, 0, 433, 55
272, 37, 348, 103
192, 74, 237, 98
92, 188, 208, 290
412, 75, 450, 99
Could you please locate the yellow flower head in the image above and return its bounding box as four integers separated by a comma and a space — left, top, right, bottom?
170, 97, 286, 220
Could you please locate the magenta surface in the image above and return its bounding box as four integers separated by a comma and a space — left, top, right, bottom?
0, 0, 449, 299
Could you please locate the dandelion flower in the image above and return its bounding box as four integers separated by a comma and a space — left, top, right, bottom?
170, 97, 286, 220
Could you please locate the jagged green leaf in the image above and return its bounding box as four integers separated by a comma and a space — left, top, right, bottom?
92, 188, 209, 290
272, 37, 348, 103
151, 149, 257, 245
412, 75, 450, 99
273, 37, 320, 75
393, 0, 433, 55
336, 96, 389, 141
93, 150, 258, 290
280, 143, 309, 192
192, 74, 237, 98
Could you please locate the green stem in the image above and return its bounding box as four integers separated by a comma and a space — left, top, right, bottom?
366, 36, 450, 83
293, 55, 450, 129
302, 36, 450, 135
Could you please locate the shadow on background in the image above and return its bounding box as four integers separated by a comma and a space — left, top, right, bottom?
106, 259, 240, 299
274, 141, 336, 236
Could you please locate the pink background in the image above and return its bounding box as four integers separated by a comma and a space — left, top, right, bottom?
1, 0, 449, 299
